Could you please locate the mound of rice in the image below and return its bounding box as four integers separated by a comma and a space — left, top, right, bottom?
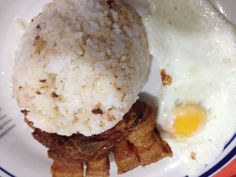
12, 0, 150, 136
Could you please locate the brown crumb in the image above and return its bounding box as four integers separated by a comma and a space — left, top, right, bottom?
107, 0, 113, 8
24, 118, 34, 128
161, 69, 172, 86
82, 34, 92, 45
39, 79, 47, 83
36, 91, 41, 95
191, 152, 196, 160
92, 108, 104, 115
34, 36, 46, 54
36, 24, 41, 29
108, 115, 116, 121
21, 109, 30, 116
19, 86, 22, 89
35, 35, 40, 40
121, 93, 126, 101
99, 121, 105, 128
51, 92, 59, 98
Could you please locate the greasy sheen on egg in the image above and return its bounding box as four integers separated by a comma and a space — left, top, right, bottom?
143, 0, 236, 175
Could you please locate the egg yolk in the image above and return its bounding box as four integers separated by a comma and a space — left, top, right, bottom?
172, 104, 206, 137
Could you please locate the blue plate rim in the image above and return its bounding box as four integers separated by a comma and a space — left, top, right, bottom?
1, 133, 235, 177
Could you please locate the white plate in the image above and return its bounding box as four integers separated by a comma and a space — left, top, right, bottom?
0, 0, 235, 177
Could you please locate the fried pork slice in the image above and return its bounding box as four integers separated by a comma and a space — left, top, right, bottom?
50, 151, 110, 177
127, 105, 172, 166
131, 129, 172, 166
86, 155, 110, 177
32, 100, 149, 162
33, 125, 126, 162
51, 154, 110, 177
127, 103, 156, 151
51, 159, 83, 177
113, 103, 172, 173
113, 140, 139, 174
32, 100, 172, 176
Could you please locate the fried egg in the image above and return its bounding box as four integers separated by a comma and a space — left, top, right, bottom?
143, 0, 236, 175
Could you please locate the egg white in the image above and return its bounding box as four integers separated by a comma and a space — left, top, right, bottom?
143, 0, 236, 176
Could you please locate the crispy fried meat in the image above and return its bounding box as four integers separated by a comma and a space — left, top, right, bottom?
32, 100, 172, 177
32, 101, 151, 162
